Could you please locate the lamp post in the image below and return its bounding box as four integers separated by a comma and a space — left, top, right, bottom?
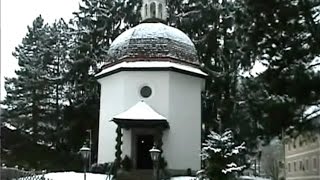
149, 145, 161, 180
79, 143, 91, 180
86, 129, 92, 168
257, 150, 262, 175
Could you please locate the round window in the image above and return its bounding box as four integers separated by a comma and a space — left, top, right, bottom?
140, 86, 152, 98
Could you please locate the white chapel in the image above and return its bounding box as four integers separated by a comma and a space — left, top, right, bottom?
95, 0, 207, 172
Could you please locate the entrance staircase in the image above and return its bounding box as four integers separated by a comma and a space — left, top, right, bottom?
117, 169, 154, 180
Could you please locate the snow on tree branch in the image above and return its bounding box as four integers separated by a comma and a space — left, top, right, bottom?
201, 129, 247, 179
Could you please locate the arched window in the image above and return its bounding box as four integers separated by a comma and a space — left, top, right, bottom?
145, 4, 148, 17
158, 3, 163, 19
150, 2, 156, 18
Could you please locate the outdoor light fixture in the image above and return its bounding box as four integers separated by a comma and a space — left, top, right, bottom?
149, 145, 161, 161
149, 145, 161, 180
86, 129, 92, 168
79, 143, 91, 180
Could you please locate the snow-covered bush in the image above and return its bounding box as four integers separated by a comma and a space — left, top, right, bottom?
201, 129, 246, 180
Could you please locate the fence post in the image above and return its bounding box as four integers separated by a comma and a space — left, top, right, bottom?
41, 170, 47, 180
14, 165, 19, 179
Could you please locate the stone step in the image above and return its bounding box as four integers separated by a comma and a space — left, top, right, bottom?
117, 169, 154, 180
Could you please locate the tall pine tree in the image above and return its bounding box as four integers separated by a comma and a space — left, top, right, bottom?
2, 16, 83, 170
3, 16, 54, 144
42, 18, 73, 150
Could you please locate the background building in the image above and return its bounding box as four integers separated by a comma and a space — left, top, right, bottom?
285, 133, 320, 180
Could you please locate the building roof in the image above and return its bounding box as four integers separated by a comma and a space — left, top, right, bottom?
95, 61, 207, 79
107, 22, 199, 65
112, 100, 169, 129
113, 100, 166, 121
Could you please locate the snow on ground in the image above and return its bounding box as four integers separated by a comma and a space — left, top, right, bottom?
169, 175, 271, 180
239, 176, 271, 180
16, 172, 272, 180
18, 172, 194, 180
170, 176, 196, 180
19, 172, 111, 180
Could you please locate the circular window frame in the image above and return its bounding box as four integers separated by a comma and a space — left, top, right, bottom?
139, 85, 153, 98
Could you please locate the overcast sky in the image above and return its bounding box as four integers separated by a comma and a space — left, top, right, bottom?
1, 0, 81, 100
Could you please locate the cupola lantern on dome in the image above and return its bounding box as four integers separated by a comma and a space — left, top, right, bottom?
141, 0, 167, 21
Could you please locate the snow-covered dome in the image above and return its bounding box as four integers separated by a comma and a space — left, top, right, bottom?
108, 22, 199, 65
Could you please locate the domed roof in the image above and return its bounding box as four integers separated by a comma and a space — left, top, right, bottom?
108, 23, 199, 65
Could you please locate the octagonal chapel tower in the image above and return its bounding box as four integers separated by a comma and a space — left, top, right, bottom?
96, 0, 207, 172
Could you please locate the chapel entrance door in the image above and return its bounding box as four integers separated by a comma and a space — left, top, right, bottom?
136, 135, 154, 169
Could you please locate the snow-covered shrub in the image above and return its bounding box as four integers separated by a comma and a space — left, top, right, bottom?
90, 162, 115, 174
90, 163, 108, 173
201, 129, 246, 180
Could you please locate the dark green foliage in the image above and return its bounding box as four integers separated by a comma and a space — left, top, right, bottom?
240, 0, 320, 138
172, 0, 320, 147
121, 155, 132, 171
2, 15, 85, 170
1, 123, 82, 171
115, 126, 123, 169
201, 129, 246, 180
171, 0, 258, 151
62, 98, 99, 159
3, 15, 52, 143
44, 18, 73, 151
159, 156, 168, 169
186, 168, 192, 176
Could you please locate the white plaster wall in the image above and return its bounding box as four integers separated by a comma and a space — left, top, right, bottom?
97, 73, 125, 163
122, 71, 170, 117
163, 71, 204, 170
98, 71, 170, 163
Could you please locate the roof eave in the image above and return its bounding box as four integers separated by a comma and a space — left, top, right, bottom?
95, 62, 208, 80
112, 118, 169, 129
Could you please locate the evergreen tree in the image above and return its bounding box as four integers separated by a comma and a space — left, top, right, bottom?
172, 0, 320, 147
43, 19, 73, 150
3, 16, 54, 144
2, 16, 82, 170
201, 129, 246, 180
171, 0, 259, 150
241, 0, 320, 139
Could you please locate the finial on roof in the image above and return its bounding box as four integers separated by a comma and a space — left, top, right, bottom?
141, 0, 167, 22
